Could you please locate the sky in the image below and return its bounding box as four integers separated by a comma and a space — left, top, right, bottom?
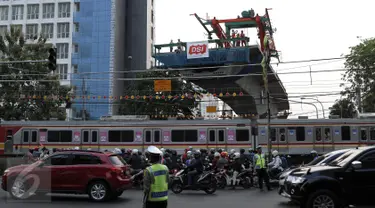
153, 0, 375, 119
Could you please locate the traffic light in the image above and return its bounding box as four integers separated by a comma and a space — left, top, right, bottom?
48, 48, 57, 71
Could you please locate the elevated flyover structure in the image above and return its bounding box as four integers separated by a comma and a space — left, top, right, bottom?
153, 9, 289, 118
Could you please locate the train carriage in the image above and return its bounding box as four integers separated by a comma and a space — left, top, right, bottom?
1, 118, 375, 155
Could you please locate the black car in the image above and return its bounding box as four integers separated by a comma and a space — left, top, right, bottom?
279, 146, 375, 208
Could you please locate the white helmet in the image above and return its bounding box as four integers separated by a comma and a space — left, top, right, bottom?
311, 150, 317, 154
195, 150, 201, 154
113, 148, 121, 154
147, 146, 162, 155
188, 146, 193, 150
272, 150, 278, 157
214, 152, 220, 157
187, 151, 192, 156
230, 149, 235, 154
234, 152, 240, 159
132, 149, 139, 154
74, 147, 79, 150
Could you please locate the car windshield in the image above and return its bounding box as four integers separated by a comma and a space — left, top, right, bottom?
109, 155, 127, 166
327, 149, 361, 167
306, 155, 328, 166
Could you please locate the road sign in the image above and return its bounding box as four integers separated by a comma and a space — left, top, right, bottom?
154, 80, 171, 92
206, 106, 217, 113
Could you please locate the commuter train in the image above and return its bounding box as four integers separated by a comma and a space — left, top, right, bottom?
0, 118, 375, 155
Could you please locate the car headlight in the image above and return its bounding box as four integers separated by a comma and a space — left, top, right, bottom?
286, 175, 305, 184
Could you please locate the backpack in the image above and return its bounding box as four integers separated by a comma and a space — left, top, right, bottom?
281, 156, 288, 169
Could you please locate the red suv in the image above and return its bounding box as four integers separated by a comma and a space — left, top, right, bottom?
2, 150, 132, 202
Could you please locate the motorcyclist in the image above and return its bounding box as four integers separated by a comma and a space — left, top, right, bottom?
181, 149, 189, 163
212, 152, 220, 169
239, 148, 247, 165
208, 148, 215, 162
129, 149, 142, 174
268, 150, 283, 179
185, 151, 193, 166
170, 150, 178, 169
229, 149, 236, 160
186, 151, 203, 186
216, 152, 229, 169
163, 152, 173, 169
231, 152, 242, 189
311, 150, 318, 161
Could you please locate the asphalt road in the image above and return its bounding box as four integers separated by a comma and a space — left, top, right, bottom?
0, 188, 297, 208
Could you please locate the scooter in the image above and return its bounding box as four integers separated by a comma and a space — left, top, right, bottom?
170, 167, 217, 194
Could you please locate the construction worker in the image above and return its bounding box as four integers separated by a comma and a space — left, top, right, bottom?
253, 146, 271, 191
143, 146, 169, 208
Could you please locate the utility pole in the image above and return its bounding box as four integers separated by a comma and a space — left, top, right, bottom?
82, 77, 86, 121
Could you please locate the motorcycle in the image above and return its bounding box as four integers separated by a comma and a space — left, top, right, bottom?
215, 165, 252, 189
130, 169, 144, 189
170, 167, 217, 194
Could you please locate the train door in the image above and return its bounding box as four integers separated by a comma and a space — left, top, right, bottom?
143, 129, 162, 148
370, 127, 375, 143
359, 127, 369, 145
323, 127, 334, 153
21, 129, 38, 150
313, 127, 323, 153
208, 129, 226, 150
278, 128, 288, 154
270, 128, 278, 151
81, 130, 99, 150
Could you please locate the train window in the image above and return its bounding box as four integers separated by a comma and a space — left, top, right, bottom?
341, 126, 351, 141
47, 130, 72, 143
316, 128, 322, 141
31, 131, 37, 142
324, 128, 331, 141
370, 128, 375, 141
23, 131, 29, 143
60, 131, 73, 142
185, 130, 198, 142
279, 128, 286, 141
360, 128, 367, 141
296, 127, 305, 141
209, 130, 215, 142
236, 129, 249, 141
171, 130, 184, 142
108, 130, 134, 142
154, 131, 160, 142
171, 130, 198, 142
145, 131, 151, 143
218, 130, 224, 142
92, 131, 98, 142
83, 131, 89, 143
271, 128, 276, 141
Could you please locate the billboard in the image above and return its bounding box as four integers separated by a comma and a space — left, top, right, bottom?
186, 41, 209, 59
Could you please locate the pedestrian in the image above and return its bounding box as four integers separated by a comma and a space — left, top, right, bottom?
253, 146, 271, 191
143, 146, 169, 208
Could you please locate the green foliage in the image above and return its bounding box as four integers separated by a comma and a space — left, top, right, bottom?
118, 71, 204, 119
342, 38, 375, 112
0, 25, 70, 120
329, 98, 357, 118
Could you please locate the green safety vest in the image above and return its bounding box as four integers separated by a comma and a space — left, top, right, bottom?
255, 153, 266, 169
146, 164, 168, 202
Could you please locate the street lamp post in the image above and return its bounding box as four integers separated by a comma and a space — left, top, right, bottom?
301, 97, 325, 118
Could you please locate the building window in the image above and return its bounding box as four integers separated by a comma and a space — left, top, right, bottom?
72, 64, 78, 73
0, 6, 9, 21
25, 24, 38, 40
57, 23, 70, 38
151, 27, 154, 40
41, 23, 53, 39
58, 3, 70, 18
10, 24, 22, 33
12, 5, 23, 20
0, 25, 7, 35
27, 4, 39, 20
74, 2, 80, 12
57, 64, 68, 80
151, 10, 154, 23
56, 43, 69, 59
73, 44, 78, 53
42, 3, 54, 19
74, 22, 79, 32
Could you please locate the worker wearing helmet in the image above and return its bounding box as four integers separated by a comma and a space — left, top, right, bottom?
268, 150, 283, 179
143, 146, 168, 208
231, 152, 242, 189
253, 146, 271, 191
129, 149, 142, 175
186, 151, 203, 186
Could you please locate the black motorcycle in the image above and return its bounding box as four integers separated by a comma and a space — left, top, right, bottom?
170, 168, 217, 194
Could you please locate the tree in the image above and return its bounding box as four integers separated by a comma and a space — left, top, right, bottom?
329, 98, 357, 118
342, 38, 375, 112
118, 71, 204, 119
0, 26, 70, 120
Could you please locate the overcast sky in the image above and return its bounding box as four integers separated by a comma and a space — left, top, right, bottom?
154, 0, 375, 118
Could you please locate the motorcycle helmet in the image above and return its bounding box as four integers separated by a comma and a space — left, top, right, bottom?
214, 152, 220, 157
234, 152, 240, 159
187, 151, 192, 156
230, 149, 235, 154
220, 152, 226, 158
193, 151, 200, 159
240, 148, 245, 154
218, 149, 223, 153
210, 148, 215, 154
272, 150, 278, 157
132, 149, 139, 154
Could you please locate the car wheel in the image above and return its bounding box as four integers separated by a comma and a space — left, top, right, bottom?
88, 181, 110, 202
305, 189, 340, 208
9, 179, 31, 200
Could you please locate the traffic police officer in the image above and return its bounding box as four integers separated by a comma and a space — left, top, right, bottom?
143, 146, 169, 208
253, 146, 271, 191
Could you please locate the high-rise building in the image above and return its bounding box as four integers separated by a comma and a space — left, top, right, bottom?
0, 0, 74, 87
